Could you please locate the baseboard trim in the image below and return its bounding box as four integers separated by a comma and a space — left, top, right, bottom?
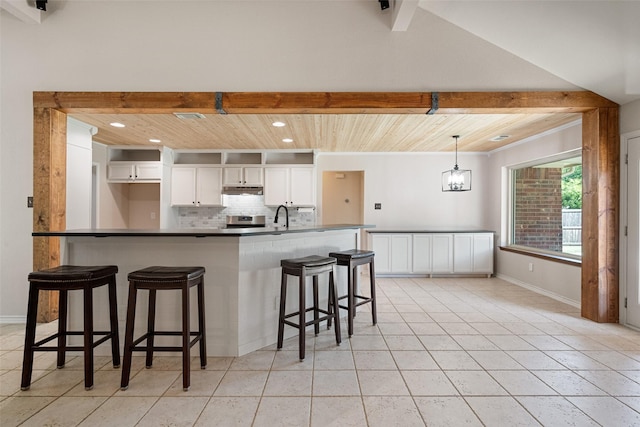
496, 273, 581, 309
0, 315, 26, 324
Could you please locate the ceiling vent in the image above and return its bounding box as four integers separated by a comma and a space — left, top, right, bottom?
173, 112, 206, 120
489, 135, 511, 142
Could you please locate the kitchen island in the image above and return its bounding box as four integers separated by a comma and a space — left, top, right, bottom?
34, 225, 370, 356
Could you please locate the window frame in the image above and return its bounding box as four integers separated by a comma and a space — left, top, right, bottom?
505, 148, 583, 263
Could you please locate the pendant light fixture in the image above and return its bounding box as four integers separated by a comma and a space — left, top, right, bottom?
442, 135, 472, 192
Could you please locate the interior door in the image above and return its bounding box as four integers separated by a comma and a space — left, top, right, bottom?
322, 171, 363, 224
627, 136, 640, 328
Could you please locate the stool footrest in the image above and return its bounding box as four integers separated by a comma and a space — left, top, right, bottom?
283, 307, 334, 329
33, 331, 116, 350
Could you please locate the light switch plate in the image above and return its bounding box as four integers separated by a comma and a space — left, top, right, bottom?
27, 196, 33, 208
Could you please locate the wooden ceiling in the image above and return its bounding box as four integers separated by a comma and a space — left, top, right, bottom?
71, 111, 580, 152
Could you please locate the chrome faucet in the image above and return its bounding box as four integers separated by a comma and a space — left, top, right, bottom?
274, 205, 289, 228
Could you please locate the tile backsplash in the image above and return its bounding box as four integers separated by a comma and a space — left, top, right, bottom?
177, 195, 316, 228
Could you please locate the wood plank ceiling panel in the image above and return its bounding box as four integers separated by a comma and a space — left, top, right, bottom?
71, 112, 580, 152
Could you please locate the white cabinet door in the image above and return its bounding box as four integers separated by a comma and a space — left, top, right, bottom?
171, 167, 197, 206
197, 167, 223, 206
472, 233, 494, 274
432, 234, 454, 273
391, 234, 412, 273
412, 234, 432, 273
223, 167, 243, 185
171, 167, 222, 207
244, 167, 264, 186
371, 234, 391, 274
108, 162, 161, 182
264, 167, 289, 206
134, 163, 162, 181
108, 163, 134, 181
454, 234, 474, 273
223, 167, 263, 186
290, 167, 315, 206
265, 167, 315, 206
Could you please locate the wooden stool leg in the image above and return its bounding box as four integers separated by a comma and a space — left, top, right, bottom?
146, 289, 157, 368
312, 275, 320, 336
347, 264, 355, 337
108, 276, 121, 368
83, 287, 95, 390
369, 259, 377, 325
197, 278, 207, 369
277, 272, 287, 349
330, 270, 341, 345
120, 283, 138, 390
182, 284, 191, 391
20, 283, 39, 390
298, 274, 306, 360
57, 289, 68, 368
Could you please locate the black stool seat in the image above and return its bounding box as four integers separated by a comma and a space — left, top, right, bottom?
278, 255, 341, 359
121, 266, 207, 391
328, 250, 377, 337
127, 266, 205, 285
21, 265, 120, 391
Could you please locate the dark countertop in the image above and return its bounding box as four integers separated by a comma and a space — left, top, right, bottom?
366, 227, 494, 234
32, 224, 373, 238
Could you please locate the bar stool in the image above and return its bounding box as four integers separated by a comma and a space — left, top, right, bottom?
21, 265, 120, 391
120, 266, 206, 391
328, 250, 377, 337
277, 255, 341, 360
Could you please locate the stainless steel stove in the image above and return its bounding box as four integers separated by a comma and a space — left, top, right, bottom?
225, 215, 266, 228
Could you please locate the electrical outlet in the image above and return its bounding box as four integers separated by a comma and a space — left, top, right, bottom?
374, 203, 382, 210
27, 196, 33, 208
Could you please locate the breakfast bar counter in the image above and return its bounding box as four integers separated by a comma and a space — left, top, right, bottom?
34, 225, 371, 356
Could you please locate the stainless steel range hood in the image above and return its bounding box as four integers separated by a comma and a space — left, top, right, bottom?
222, 186, 264, 195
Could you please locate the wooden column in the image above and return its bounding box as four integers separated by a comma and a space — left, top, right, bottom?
33, 107, 67, 322
581, 107, 620, 322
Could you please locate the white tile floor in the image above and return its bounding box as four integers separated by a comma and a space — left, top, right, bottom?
1, 276, 640, 426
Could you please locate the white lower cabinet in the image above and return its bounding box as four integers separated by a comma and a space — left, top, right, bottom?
432, 234, 454, 274
370, 232, 493, 277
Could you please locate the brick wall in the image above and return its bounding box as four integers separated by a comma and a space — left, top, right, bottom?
514, 167, 563, 252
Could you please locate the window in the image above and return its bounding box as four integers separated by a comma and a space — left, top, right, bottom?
509, 152, 582, 258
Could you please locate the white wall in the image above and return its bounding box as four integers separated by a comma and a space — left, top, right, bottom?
317, 152, 489, 228
621, 99, 640, 134
66, 118, 95, 229
486, 122, 583, 305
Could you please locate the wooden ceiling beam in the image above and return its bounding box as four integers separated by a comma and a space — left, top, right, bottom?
33, 92, 218, 113
34, 91, 618, 115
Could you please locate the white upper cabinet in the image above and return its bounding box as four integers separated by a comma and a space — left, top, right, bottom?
171, 166, 222, 207
223, 167, 263, 186
264, 167, 315, 206
107, 147, 163, 183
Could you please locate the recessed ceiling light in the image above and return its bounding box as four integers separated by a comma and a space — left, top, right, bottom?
110, 122, 125, 128
272, 121, 286, 127
282, 138, 293, 143
489, 135, 511, 142
149, 139, 161, 143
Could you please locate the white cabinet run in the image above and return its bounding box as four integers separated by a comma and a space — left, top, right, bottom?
370, 232, 493, 277
223, 167, 263, 186
108, 162, 162, 182
264, 167, 315, 207
171, 166, 223, 207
